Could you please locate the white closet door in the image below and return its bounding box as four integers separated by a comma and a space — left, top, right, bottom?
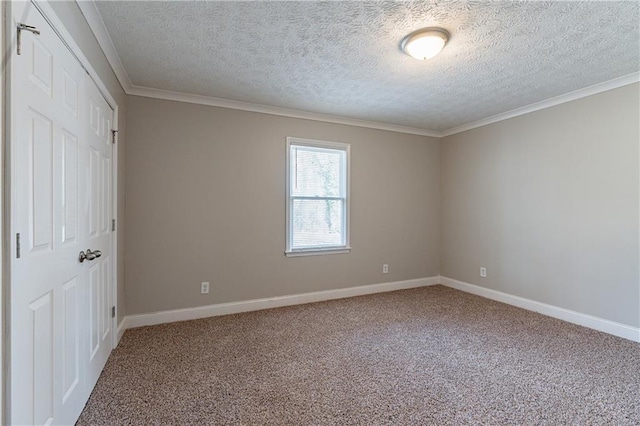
84, 72, 114, 391
10, 2, 114, 424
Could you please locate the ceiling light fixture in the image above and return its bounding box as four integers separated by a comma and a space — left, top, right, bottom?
401, 27, 450, 60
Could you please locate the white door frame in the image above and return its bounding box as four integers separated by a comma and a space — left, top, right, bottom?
1, 2, 6, 424
4, 0, 120, 422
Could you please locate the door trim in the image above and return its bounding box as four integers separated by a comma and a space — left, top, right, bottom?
1, 2, 6, 424
31, 1, 118, 109
111, 112, 119, 348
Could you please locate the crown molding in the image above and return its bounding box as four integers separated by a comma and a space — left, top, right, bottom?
73, 0, 440, 137
76, 0, 132, 92
440, 72, 640, 137
128, 85, 443, 137
74, 0, 442, 137
76, 0, 638, 140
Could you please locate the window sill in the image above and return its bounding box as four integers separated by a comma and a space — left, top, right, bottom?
285, 247, 352, 257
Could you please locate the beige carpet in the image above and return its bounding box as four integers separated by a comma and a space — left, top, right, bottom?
77, 285, 640, 425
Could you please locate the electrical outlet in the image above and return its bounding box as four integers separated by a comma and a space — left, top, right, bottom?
480, 267, 487, 278
383, 264, 389, 274
201, 282, 210, 294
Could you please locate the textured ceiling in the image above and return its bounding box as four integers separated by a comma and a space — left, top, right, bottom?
95, 1, 639, 132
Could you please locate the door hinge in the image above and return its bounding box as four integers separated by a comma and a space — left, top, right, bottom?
112, 219, 116, 232
16, 233, 21, 258
111, 130, 118, 144
17, 23, 40, 56
111, 306, 116, 318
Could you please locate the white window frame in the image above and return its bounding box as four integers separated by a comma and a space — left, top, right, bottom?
285, 137, 351, 257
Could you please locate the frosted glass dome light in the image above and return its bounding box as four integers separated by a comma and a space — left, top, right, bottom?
401, 28, 450, 60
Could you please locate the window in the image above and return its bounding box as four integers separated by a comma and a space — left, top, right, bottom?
286, 137, 350, 256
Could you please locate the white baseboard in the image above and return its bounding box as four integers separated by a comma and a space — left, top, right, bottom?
440, 276, 640, 343
116, 318, 127, 346
125, 276, 439, 329
120, 275, 639, 342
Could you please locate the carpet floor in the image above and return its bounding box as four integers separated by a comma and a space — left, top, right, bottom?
76, 285, 640, 425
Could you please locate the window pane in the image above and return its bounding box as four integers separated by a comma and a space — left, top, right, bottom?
292, 199, 344, 248
291, 146, 343, 197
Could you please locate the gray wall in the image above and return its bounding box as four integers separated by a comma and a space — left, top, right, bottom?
441, 83, 640, 327
124, 96, 440, 315
49, 1, 127, 322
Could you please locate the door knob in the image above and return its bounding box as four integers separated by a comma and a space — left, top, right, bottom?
78, 249, 102, 263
